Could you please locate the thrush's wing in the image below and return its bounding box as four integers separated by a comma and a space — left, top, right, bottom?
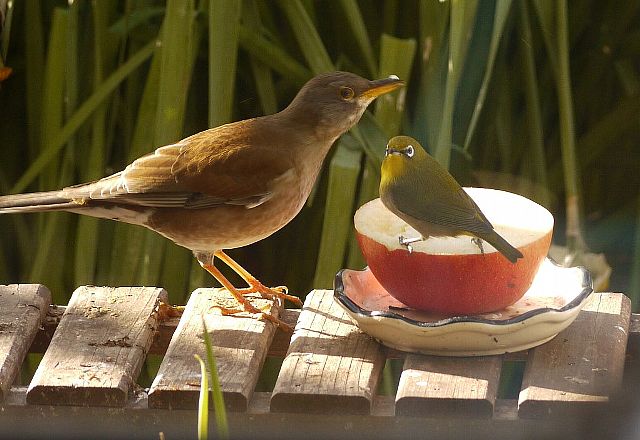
65, 121, 294, 210
387, 159, 494, 237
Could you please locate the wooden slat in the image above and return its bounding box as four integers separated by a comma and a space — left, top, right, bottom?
0, 285, 51, 400
148, 288, 279, 411
27, 286, 166, 407
518, 292, 631, 418
29, 306, 301, 358
395, 354, 502, 417
270, 290, 386, 414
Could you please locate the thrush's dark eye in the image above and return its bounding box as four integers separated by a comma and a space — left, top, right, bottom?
339, 86, 355, 101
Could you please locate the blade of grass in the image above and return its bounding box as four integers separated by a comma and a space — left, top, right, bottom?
374, 34, 416, 137
312, 139, 361, 288
202, 318, 229, 440
434, 0, 478, 169
209, 0, 242, 127
150, 0, 197, 289
109, 6, 166, 35
28, 8, 70, 299
24, 0, 44, 161
0, 0, 14, 62
414, 0, 449, 150
238, 25, 311, 86
383, 0, 399, 35
532, 0, 557, 71
74, 0, 110, 286
337, 0, 376, 76
517, 0, 548, 200
345, 157, 377, 270
548, 93, 640, 188
155, 0, 195, 144
244, 0, 278, 115
555, 0, 587, 255
10, 39, 155, 194
37, 8, 68, 192
351, 111, 391, 169
462, 0, 513, 151
614, 59, 640, 96
194, 353, 209, 440
108, 43, 162, 286
278, 0, 333, 74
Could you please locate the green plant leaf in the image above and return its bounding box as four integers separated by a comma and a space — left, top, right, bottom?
517, 0, 548, 200
202, 317, 229, 440
434, 0, 478, 169
209, 0, 242, 126
374, 34, 416, 137
238, 25, 311, 86
244, 0, 278, 115
10, 40, 155, 194
278, 0, 334, 73
194, 354, 209, 440
462, 0, 513, 151
413, 0, 449, 150
0, 0, 14, 62
312, 139, 361, 288
337, 0, 376, 76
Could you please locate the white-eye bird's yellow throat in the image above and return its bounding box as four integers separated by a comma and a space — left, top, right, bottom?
379, 135, 523, 263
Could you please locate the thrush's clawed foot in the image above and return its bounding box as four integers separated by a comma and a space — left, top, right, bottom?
214, 250, 303, 307
471, 237, 485, 255
196, 251, 294, 332
209, 300, 294, 333
238, 283, 303, 307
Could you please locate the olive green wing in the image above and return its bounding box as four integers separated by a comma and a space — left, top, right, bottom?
387, 159, 494, 236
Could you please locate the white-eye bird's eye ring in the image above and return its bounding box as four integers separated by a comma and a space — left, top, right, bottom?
405, 145, 415, 158
339, 86, 355, 101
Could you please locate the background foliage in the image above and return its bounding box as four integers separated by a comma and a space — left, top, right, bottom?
0, 0, 639, 311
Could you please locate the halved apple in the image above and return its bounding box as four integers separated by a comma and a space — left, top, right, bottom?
354, 188, 554, 315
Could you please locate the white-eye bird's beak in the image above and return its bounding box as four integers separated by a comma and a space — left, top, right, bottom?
385, 147, 402, 157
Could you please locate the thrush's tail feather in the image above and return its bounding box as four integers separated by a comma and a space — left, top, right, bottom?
482, 230, 524, 263
0, 191, 79, 213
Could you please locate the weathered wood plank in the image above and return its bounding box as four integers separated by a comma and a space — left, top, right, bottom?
148, 288, 279, 411
0, 285, 51, 400
395, 354, 502, 417
27, 286, 166, 407
270, 290, 386, 414
518, 292, 631, 418
29, 306, 301, 358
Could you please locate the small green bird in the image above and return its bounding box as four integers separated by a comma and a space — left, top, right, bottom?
379, 135, 523, 263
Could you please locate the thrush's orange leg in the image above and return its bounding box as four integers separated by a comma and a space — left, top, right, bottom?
197, 259, 293, 332
214, 250, 303, 307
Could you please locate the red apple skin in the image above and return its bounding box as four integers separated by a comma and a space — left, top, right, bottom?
356, 231, 552, 315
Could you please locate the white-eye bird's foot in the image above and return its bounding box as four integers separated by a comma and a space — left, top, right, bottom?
471, 237, 485, 255
399, 235, 423, 254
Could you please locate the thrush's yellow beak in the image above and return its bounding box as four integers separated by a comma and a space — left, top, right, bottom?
360, 75, 405, 99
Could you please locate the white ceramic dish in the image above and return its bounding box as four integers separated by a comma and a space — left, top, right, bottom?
334, 258, 593, 356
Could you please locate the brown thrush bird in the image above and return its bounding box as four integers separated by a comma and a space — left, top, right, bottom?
0, 71, 403, 330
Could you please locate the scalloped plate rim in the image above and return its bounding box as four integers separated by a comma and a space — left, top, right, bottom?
333, 258, 593, 329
